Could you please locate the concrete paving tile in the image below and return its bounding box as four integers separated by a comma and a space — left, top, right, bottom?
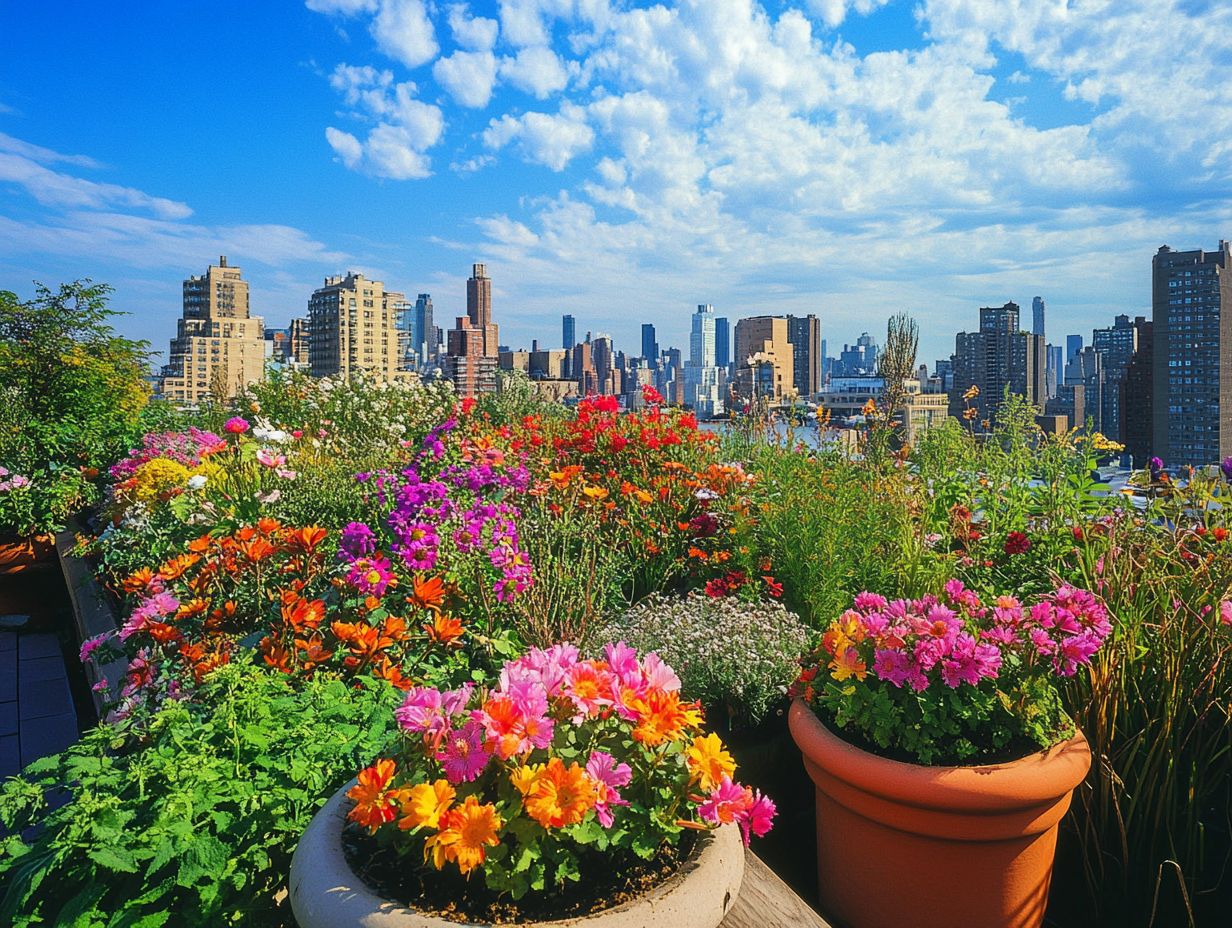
19, 712, 76, 767
19, 655, 66, 685
18, 634, 60, 660
0, 648, 14, 702
0, 734, 20, 778
0, 632, 14, 652
0, 701, 16, 736
18, 676, 72, 721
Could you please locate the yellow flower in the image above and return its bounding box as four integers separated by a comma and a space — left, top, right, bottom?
397, 779, 455, 831
582, 485, 610, 501
687, 733, 737, 792
131, 458, 190, 504
829, 647, 868, 682
962, 384, 980, 400
510, 763, 543, 797
424, 795, 503, 875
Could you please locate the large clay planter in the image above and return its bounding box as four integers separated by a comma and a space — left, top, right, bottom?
788, 699, 1090, 928
0, 534, 55, 574
290, 779, 745, 928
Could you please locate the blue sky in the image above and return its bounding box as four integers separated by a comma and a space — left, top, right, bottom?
2, 0, 1231, 367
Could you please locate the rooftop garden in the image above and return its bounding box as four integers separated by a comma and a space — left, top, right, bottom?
2, 283, 1230, 927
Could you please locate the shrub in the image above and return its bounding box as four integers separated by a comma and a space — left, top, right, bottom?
0, 663, 402, 928
590, 593, 811, 727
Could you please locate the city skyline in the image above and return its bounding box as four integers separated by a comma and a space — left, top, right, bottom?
2, 2, 1231, 365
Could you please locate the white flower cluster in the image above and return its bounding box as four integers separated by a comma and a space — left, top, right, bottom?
592, 593, 812, 726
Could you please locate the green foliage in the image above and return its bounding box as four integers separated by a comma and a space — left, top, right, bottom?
0, 663, 402, 928
0, 281, 151, 532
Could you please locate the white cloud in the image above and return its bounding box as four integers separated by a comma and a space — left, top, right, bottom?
371, 0, 438, 68
364, 123, 434, 178
0, 132, 100, 168
483, 103, 594, 171
499, 45, 571, 98
434, 50, 499, 108
0, 151, 192, 219
306, 0, 377, 13
325, 127, 364, 167
804, 0, 891, 29
447, 4, 499, 50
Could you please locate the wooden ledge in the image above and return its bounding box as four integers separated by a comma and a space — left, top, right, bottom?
722, 849, 831, 927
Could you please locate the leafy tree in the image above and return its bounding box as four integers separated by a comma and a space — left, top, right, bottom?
0, 280, 151, 471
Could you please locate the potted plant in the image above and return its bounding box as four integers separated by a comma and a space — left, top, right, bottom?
290, 643, 776, 927
788, 580, 1107, 928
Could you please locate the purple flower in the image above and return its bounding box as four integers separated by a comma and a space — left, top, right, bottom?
1149, 456, 1164, 481
1221, 457, 1232, 483
339, 521, 377, 559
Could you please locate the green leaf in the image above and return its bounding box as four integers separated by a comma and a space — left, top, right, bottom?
88, 846, 139, 874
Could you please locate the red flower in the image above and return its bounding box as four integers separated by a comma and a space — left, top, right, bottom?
1072, 526, 1084, 542
1004, 531, 1031, 555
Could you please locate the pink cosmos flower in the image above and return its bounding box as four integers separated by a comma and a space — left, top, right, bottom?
79, 632, 112, 663
641, 652, 682, 692
586, 751, 632, 827
1221, 601, 1232, 626
854, 591, 889, 612
939, 633, 1002, 687
436, 719, 492, 784
395, 685, 470, 742
224, 417, 250, 434
119, 592, 180, 640
565, 661, 615, 719
345, 555, 394, 597
604, 641, 641, 685
256, 448, 286, 468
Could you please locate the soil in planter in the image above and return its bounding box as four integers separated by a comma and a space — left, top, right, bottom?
343, 824, 697, 924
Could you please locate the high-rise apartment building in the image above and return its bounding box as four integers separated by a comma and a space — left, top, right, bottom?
1122, 320, 1154, 466
1032, 296, 1045, 338
288, 317, 311, 366
787, 314, 821, 397
562, 314, 576, 351
714, 317, 730, 369
1066, 334, 1083, 365
308, 272, 404, 380
733, 316, 794, 403
948, 302, 1047, 426
1092, 314, 1142, 442
641, 323, 658, 364
1152, 241, 1232, 466
446, 264, 500, 398
159, 256, 266, 405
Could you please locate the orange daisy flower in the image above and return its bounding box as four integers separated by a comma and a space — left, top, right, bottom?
347, 759, 399, 830
424, 796, 502, 875
523, 758, 598, 829
407, 574, 449, 611
425, 613, 464, 646
398, 779, 455, 831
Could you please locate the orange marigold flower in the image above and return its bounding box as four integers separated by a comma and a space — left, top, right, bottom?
398, 779, 455, 831
347, 759, 399, 831
686, 733, 737, 792
257, 517, 282, 535
408, 574, 449, 611
158, 553, 200, 581
523, 758, 598, 829
238, 537, 277, 562
424, 796, 502, 875
121, 567, 159, 594
630, 689, 702, 746
186, 534, 214, 554
285, 525, 328, 553
425, 613, 464, 646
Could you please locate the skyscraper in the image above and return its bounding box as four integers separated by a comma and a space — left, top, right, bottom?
948, 302, 1047, 426
1092, 314, 1141, 442
592, 333, 615, 394
685, 304, 724, 416
1032, 296, 1045, 338
465, 263, 498, 358
641, 323, 658, 364
1046, 344, 1063, 399
159, 256, 266, 404
1066, 334, 1083, 365
1122, 320, 1154, 466
413, 293, 436, 366
714, 317, 730, 369
562, 314, 576, 351
787, 314, 821, 397
1152, 241, 1232, 466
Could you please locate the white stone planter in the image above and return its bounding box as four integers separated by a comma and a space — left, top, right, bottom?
290, 779, 745, 928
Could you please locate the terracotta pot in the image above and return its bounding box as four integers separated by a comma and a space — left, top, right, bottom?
290, 778, 745, 928
788, 699, 1090, 928
0, 534, 56, 574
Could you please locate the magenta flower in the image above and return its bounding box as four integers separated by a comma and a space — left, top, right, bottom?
736, 789, 777, 846
436, 719, 492, 784
255, 448, 286, 468
79, 632, 112, 663
1220, 601, 1232, 626
345, 555, 394, 597
395, 685, 469, 741
586, 750, 632, 827
224, 417, 250, 434
699, 776, 752, 827
939, 634, 1002, 687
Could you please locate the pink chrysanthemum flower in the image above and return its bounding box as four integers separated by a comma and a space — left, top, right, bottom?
586, 750, 632, 827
